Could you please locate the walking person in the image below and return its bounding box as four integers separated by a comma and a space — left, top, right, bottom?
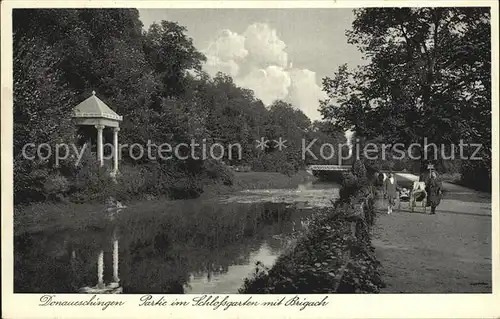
383, 172, 398, 214
425, 171, 443, 214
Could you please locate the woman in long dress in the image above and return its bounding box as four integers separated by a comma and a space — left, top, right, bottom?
384, 172, 398, 214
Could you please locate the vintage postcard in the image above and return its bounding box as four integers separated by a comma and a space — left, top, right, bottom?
1, 0, 499, 318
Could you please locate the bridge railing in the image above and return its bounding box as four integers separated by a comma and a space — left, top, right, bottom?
306, 165, 351, 171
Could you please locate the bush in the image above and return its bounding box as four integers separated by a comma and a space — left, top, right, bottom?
43, 172, 70, 201
338, 172, 360, 205
203, 159, 234, 186
15, 148, 238, 204
249, 152, 300, 176
460, 160, 491, 192
69, 159, 116, 203
14, 163, 50, 204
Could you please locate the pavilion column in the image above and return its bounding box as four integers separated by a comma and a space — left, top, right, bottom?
112, 235, 119, 283
97, 250, 104, 289
95, 124, 105, 167
113, 127, 120, 174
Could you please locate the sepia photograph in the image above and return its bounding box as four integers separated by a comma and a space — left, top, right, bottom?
3, 1, 497, 315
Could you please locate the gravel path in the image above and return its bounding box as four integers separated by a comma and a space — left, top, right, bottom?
372, 178, 492, 293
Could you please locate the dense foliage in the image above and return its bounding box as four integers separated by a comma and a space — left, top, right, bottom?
319, 8, 491, 189
13, 9, 345, 204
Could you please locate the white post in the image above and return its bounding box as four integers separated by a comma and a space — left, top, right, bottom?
113, 234, 119, 283
97, 250, 104, 288
113, 127, 120, 175
95, 125, 105, 167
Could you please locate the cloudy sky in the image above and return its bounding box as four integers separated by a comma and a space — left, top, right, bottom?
138, 9, 365, 121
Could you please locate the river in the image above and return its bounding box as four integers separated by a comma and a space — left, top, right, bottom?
14, 180, 340, 294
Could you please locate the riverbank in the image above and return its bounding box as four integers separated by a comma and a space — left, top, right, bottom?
239, 205, 385, 293
239, 165, 385, 293
14, 170, 315, 235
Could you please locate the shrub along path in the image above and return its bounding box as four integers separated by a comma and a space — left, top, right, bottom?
372, 177, 492, 292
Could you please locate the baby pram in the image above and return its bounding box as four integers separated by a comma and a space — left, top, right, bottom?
398, 181, 427, 212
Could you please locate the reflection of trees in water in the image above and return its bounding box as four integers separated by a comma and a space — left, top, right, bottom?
14, 228, 113, 292
14, 201, 301, 293
119, 202, 297, 291
187, 232, 266, 280
120, 252, 187, 293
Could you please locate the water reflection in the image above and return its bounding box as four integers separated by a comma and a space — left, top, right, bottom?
76, 226, 122, 293
14, 181, 340, 293
15, 202, 306, 293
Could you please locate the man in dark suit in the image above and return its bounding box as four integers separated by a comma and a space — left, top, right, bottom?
425, 171, 443, 214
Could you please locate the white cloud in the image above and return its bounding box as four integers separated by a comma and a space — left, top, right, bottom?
236, 66, 291, 106
204, 29, 248, 61
202, 22, 326, 121
204, 55, 240, 78
243, 23, 288, 68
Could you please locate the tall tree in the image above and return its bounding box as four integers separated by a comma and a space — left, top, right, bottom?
143, 21, 206, 99
320, 7, 491, 178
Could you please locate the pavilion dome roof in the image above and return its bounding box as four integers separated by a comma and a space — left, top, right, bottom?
73, 91, 122, 121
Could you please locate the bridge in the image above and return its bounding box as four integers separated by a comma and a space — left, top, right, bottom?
305, 165, 351, 175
